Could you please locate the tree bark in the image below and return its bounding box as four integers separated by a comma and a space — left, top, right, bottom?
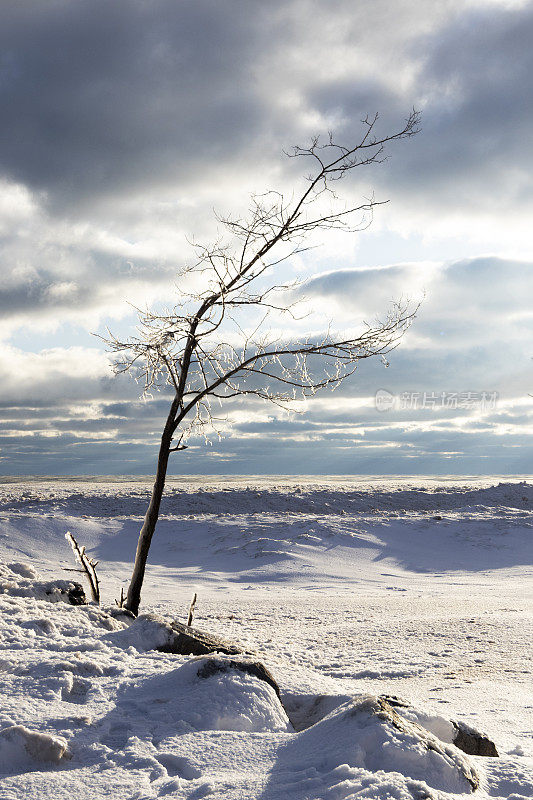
124, 400, 177, 615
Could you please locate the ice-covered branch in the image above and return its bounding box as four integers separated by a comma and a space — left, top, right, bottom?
99, 112, 421, 615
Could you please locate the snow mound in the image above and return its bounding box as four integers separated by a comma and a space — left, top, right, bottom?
7, 562, 38, 579
0, 562, 85, 604
114, 655, 292, 734
287, 695, 479, 794
0, 725, 70, 771
104, 613, 172, 651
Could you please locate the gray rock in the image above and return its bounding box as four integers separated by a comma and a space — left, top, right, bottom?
453, 722, 499, 757
379, 693, 410, 709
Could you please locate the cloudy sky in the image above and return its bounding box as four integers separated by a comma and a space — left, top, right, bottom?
1, 0, 532, 476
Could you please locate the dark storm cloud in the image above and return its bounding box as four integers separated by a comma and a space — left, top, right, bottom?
0, 269, 85, 316
0, 433, 160, 476
170, 423, 533, 476
2, 0, 531, 216
302, 257, 533, 314
1, 382, 531, 476
100, 399, 173, 418
334, 345, 528, 398
404, 3, 533, 196
0, 400, 61, 411
0, 0, 285, 207
299, 264, 422, 312
308, 3, 533, 211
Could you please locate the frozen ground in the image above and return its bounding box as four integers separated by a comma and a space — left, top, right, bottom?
0, 476, 531, 799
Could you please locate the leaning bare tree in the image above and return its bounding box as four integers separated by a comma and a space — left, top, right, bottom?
104, 111, 420, 615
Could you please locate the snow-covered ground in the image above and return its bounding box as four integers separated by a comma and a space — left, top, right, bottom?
0, 476, 531, 799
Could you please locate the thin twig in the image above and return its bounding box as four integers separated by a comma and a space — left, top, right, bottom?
187, 592, 197, 627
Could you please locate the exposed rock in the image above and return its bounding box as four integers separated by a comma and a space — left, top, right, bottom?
453, 722, 499, 757
103, 613, 247, 653
195, 655, 281, 698
379, 693, 410, 709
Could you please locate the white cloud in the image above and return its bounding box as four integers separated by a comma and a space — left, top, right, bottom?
0, 345, 112, 403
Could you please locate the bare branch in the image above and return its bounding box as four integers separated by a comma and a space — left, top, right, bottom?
65, 531, 100, 604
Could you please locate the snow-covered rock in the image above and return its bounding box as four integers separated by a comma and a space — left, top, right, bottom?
289, 695, 479, 793
195, 654, 282, 698
113, 654, 292, 734
381, 694, 499, 757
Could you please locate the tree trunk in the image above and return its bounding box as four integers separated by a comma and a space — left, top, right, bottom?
124, 402, 177, 615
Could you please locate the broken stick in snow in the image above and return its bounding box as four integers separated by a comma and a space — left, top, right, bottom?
65, 531, 100, 604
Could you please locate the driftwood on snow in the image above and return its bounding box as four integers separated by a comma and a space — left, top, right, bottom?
154, 617, 245, 657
